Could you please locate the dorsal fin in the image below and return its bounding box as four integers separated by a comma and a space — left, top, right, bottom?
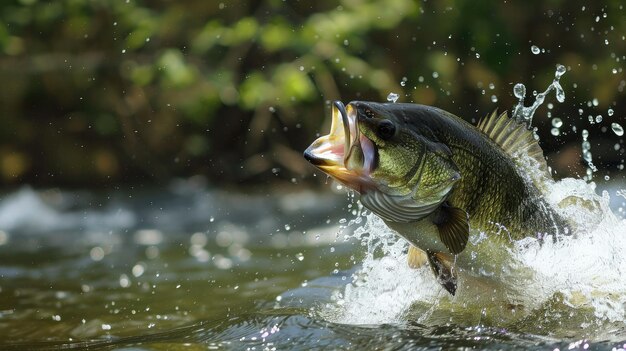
477, 110, 551, 181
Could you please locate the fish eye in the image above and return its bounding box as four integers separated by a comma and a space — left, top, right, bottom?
377, 120, 396, 140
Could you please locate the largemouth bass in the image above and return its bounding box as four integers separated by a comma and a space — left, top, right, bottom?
304, 101, 570, 295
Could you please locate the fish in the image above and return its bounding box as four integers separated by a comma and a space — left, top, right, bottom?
304, 101, 570, 296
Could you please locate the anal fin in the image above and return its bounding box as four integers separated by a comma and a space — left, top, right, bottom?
407, 245, 428, 269
426, 250, 457, 296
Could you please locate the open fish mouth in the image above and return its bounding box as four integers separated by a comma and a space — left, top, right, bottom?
304, 101, 375, 191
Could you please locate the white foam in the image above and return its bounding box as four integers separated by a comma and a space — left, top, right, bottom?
322, 211, 439, 324
516, 178, 626, 322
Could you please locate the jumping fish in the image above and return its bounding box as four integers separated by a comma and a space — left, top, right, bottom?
304, 101, 570, 295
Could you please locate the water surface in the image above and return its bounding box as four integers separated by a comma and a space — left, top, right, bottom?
0, 179, 625, 350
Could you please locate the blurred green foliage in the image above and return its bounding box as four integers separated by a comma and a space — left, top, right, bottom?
0, 0, 624, 187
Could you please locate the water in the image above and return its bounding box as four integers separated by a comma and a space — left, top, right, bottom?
512, 64, 567, 124
324, 177, 626, 333
387, 92, 399, 103
0, 183, 351, 349
613, 123, 624, 137
531, 45, 541, 55
1, 178, 625, 350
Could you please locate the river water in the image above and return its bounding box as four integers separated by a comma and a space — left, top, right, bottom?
0, 175, 625, 350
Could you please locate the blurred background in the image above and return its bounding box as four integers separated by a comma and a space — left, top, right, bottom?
0, 0, 624, 189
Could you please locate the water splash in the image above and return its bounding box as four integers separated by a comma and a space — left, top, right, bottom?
512, 64, 566, 125
582, 128, 597, 180
320, 213, 441, 324
323, 175, 626, 337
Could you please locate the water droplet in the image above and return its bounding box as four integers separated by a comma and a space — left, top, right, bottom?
608, 108, 614, 116
296, 252, 304, 261
582, 129, 589, 140
531, 45, 541, 54
432, 72, 439, 78
551, 128, 560, 136
592, 98, 599, 106
343, 39, 349, 46
612, 123, 624, 136
475, 53, 480, 58
555, 64, 566, 78
605, 175, 610, 181
119, 274, 130, 288
269, 106, 276, 113
513, 83, 526, 99
90, 247, 105, 261
595, 115, 603, 123
490, 95, 498, 103
386, 92, 399, 103
552, 118, 563, 128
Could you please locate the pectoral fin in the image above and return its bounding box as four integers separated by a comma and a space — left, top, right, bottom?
431, 203, 469, 255
407, 245, 428, 269
426, 250, 457, 296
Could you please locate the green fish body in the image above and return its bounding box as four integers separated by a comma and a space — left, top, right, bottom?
304, 101, 570, 295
